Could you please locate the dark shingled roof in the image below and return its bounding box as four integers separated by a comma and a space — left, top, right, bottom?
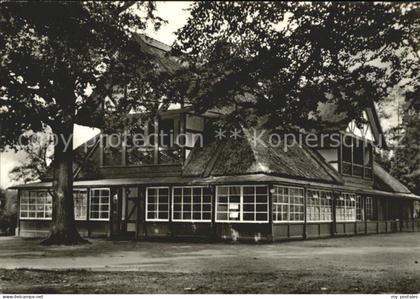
183, 128, 343, 185
373, 162, 412, 194
132, 34, 182, 74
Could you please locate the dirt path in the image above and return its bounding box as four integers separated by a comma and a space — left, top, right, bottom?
0, 233, 419, 293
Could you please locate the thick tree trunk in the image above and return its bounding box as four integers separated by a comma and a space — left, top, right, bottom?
41, 126, 89, 245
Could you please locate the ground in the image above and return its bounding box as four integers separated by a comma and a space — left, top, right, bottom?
0, 233, 419, 294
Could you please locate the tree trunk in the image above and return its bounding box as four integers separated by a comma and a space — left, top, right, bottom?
41, 125, 89, 245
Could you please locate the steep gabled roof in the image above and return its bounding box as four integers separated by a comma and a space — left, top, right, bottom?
132, 34, 182, 74
183, 129, 343, 185
373, 162, 412, 194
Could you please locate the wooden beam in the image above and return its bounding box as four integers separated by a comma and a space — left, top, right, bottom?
385, 198, 388, 233
99, 135, 104, 167
154, 117, 159, 165
332, 191, 337, 237
412, 200, 415, 232
268, 183, 273, 242
16, 189, 21, 236
169, 186, 174, 240
303, 187, 307, 239
180, 113, 186, 164
376, 197, 380, 234
211, 185, 217, 241
338, 134, 342, 174
87, 187, 91, 238
364, 196, 368, 235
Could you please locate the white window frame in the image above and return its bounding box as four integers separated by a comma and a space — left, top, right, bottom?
215, 185, 269, 224
146, 187, 170, 222
74, 189, 88, 221
306, 189, 333, 223
89, 188, 110, 221
272, 185, 305, 223
172, 186, 212, 223
356, 195, 364, 221
336, 192, 356, 222
19, 190, 52, 220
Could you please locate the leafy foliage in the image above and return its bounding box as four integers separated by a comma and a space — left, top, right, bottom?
8, 133, 52, 183
390, 106, 420, 195
0, 1, 165, 148
171, 2, 419, 132
0, 188, 17, 235
0, 1, 167, 244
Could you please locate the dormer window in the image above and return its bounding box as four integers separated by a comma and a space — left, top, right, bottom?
103, 134, 123, 166
126, 121, 155, 166
341, 135, 373, 179
158, 118, 181, 164
102, 115, 182, 167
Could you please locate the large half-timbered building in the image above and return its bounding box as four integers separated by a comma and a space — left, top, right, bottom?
11, 36, 420, 242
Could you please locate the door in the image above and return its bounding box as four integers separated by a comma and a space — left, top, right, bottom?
121, 187, 140, 238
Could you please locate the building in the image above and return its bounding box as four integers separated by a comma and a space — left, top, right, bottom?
10, 36, 420, 242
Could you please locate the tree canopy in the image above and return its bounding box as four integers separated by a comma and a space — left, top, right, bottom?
0, 1, 165, 149
0, 1, 167, 244
172, 2, 419, 132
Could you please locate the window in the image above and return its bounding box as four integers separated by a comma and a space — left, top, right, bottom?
74, 189, 88, 220
336, 193, 356, 221
146, 187, 169, 221
366, 196, 377, 220
20, 190, 52, 220
306, 190, 333, 222
341, 135, 373, 179
126, 121, 155, 165
158, 118, 181, 164
172, 187, 212, 222
356, 195, 364, 221
103, 134, 123, 166
108, 117, 182, 166
216, 185, 268, 223
89, 188, 110, 220
272, 186, 304, 222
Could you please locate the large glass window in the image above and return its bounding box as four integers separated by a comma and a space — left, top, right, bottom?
20, 190, 52, 220
74, 189, 88, 220
89, 188, 110, 220
117, 117, 182, 166
172, 187, 212, 222
102, 134, 123, 166
146, 187, 169, 221
272, 186, 304, 222
366, 196, 377, 221
126, 121, 155, 165
216, 185, 268, 223
306, 190, 333, 222
158, 118, 181, 164
341, 135, 373, 179
336, 192, 356, 221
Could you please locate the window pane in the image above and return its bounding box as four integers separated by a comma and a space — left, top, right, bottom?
216, 185, 268, 223
273, 186, 304, 223
90, 189, 110, 220
146, 187, 169, 221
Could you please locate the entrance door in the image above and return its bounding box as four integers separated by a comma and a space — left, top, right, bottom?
119, 187, 139, 238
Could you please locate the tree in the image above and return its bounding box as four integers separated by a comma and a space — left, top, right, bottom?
390, 103, 420, 195
8, 133, 52, 184
171, 2, 419, 132
0, 2, 166, 245
0, 188, 17, 235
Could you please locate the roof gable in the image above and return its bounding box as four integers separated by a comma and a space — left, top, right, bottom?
373, 162, 411, 194
183, 128, 343, 184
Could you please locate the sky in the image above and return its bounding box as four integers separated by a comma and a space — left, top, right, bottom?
0, 1, 400, 189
